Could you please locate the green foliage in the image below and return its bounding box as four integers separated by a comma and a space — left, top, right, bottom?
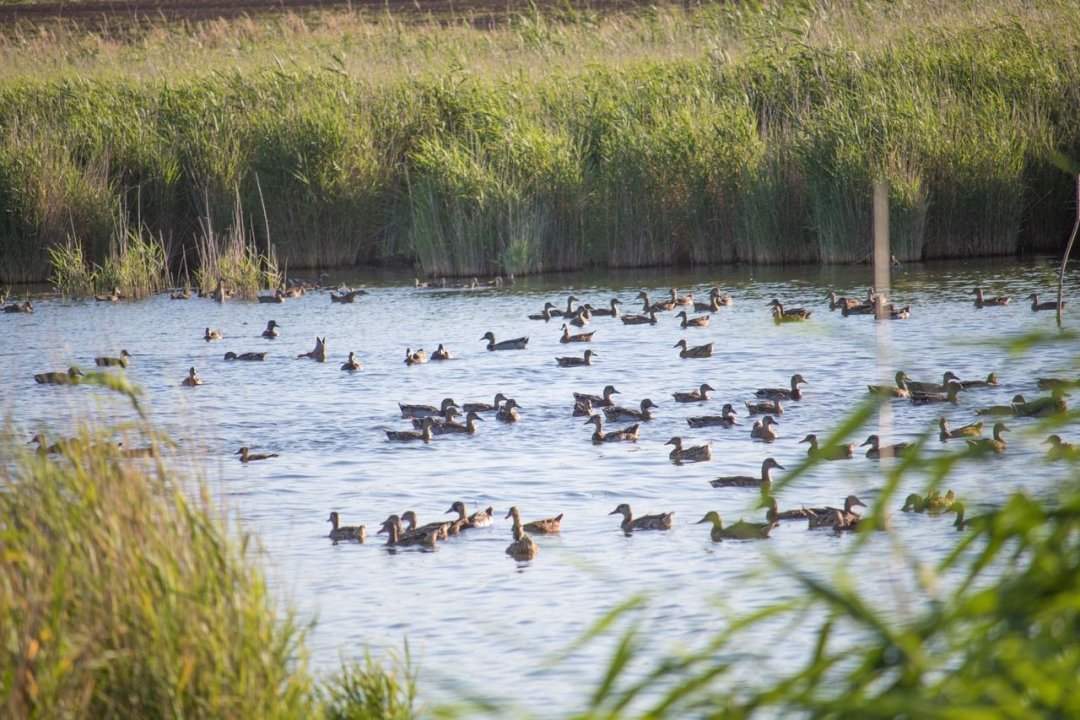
319, 653, 417, 720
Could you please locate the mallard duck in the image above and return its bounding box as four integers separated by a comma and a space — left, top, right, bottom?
868, 371, 910, 398
966, 422, 1010, 454
673, 383, 716, 403
958, 372, 997, 389
204, 327, 223, 341
496, 398, 523, 423
674, 310, 710, 329
297, 336, 328, 362
973, 287, 1010, 308
403, 347, 427, 365
709, 458, 785, 488
431, 344, 452, 361
901, 493, 926, 513
585, 415, 639, 443
756, 374, 806, 401
904, 371, 960, 395
950, 502, 989, 531
445, 501, 495, 529
400, 511, 451, 541
505, 506, 563, 534
560, 323, 596, 343
808, 495, 868, 529
674, 339, 713, 359
327, 511, 365, 542
605, 398, 658, 422
224, 351, 267, 361
840, 302, 876, 317
620, 309, 659, 325
686, 403, 739, 428
562, 295, 579, 317
236, 446, 278, 462
340, 351, 362, 371
697, 510, 774, 541
1044, 434, 1079, 461
938, 418, 983, 441
379, 516, 437, 549
1013, 390, 1068, 418
329, 289, 369, 303
976, 394, 1027, 416
94, 286, 122, 302
799, 433, 854, 460
568, 307, 592, 328
481, 331, 529, 351
170, 288, 191, 300
411, 406, 460, 429
436, 410, 484, 435
261, 320, 281, 339
762, 497, 818, 523
179, 367, 201, 387
258, 289, 286, 304
902, 490, 955, 514
589, 298, 623, 317
385, 417, 436, 442
909, 381, 963, 405
572, 399, 593, 416
669, 288, 694, 307
637, 290, 675, 313
399, 397, 456, 418
3, 300, 33, 313
744, 398, 783, 415
861, 434, 911, 459
506, 525, 540, 560
1037, 377, 1080, 390
1027, 292, 1063, 311
463, 392, 507, 413
694, 288, 732, 312
609, 503, 674, 533
750, 415, 780, 442
768, 299, 812, 321
666, 436, 712, 463
94, 349, 131, 367
529, 302, 560, 321
34, 366, 83, 385
825, 291, 862, 311
575, 384, 620, 407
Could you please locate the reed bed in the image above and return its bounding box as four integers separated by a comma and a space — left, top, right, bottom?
0, 0, 1077, 281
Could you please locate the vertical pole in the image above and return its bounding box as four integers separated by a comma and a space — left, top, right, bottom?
1057, 174, 1080, 328
873, 181, 892, 457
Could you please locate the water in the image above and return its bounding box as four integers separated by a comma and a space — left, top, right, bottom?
2, 258, 1078, 711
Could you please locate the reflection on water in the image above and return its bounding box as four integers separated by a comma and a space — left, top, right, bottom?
2, 258, 1078, 710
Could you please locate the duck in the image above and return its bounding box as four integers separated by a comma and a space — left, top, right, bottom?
744, 398, 783, 415
337, 351, 362, 371
3, 300, 33, 313
379, 516, 438, 549
808, 495, 868, 529
637, 290, 675, 313
909, 381, 963, 406
560, 324, 596, 343
589, 298, 623, 317
1013, 390, 1068, 418
411, 406, 460, 430
204, 327, 223, 341
95, 349, 131, 367
966, 422, 1010, 454
225, 351, 267, 361
235, 446, 278, 462
976, 394, 1027, 416
575, 384, 620, 407
709, 458, 785, 488
261, 320, 281, 339
939, 418, 983, 441
604, 398, 658, 422
94, 286, 122, 302
561, 295, 579, 317
571, 399, 594, 417
384, 417, 436, 442
404, 347, 427, 365
686, 403, 739, 428
297, 336, 328, 362
445, 501, 495, 529
34, 366, 83, 385
904, 371, 960, 394
505, 506, 563, 534
170, 288, 191, 300
400, 511, 451, 541
496, 398, 523, 423
973, 287, 1010, 308
481, 331, 529, 351
436, 410, 484, 435
1044, 434, 1078, 461
672, 383, 715, 403
327, 512, 365, 542
609, 503, 674, 533
28, 434, 65, 454
901, 490, 955, 515
694, 288, 732, 312
1036, 377, 1080, 390
799, 433, 854, 460
1027, 292, 1063, 311
528, 302, 560, 321
567, 307, 592, 328
462, 392, 507, 413
750, 415, 780, 442
762, 497, 819, 523
329, 289, 369, 303
674, 339, 713, 358
257, 288, 286, 304
399, 397, 457, 418
584, 415, 639, 443
505, 525, 540, 560
670, 288, 694, 307
958, 372, 998, 389
696, 510, 774, 541
620, 309, 659, 325
666, 436, 712, 463
756, 374, 806, 401
175, 366, 201, 387
950, 502, 988, 531
768, 298, 812, 321
861, 434, 911, 459
825, 291, 863, 311
867, 371, 910, 398
431, 344, 452, 361
675, 310, 710, 328
840, 302, 876, 317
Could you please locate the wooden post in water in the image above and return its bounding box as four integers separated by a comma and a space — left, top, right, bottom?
873, 180, 894, 457
1057, 174, 1080, 328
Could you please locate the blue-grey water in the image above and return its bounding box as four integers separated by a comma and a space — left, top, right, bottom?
2, 259, 1077, 712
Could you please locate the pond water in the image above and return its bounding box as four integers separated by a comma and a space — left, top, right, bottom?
2, 258, 1078, 712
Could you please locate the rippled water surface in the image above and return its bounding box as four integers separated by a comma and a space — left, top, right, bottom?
3, 259, 1079, 711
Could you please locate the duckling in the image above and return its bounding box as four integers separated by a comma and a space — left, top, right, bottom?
901, 493, 926, 513
224, 351, 267, 361
1044, 434, 1079, 461
768, 298, 812, 321
170, 288, 191, 300
556, 349, 597, 367
204, 327, 223, 341
1027, 292, 1063, 311
744, 398, 783, 415
340, 351, 362, 371
904, 371, 960, 395
1013, 390, 1068, 418
505, 506, 563, 534
236, 446, 279, 462
297, 336, 328, 362
938, 418, 983, 441
675, 310, 710, 328
575, 384, 620, 407
756, 374, 806, 401
506, 525, 540, 560
762, 497, 819, 523
481, 331, 529, 351
584, 415, 639, 443
709, 458, 785, 488
95, 349, 131, 367
620, 309, 659, 325
431, 344, 452, 361
399, 397, 456, 418
445, 501, 494, 529
750, 415, 780, 442
672, 383, 715, 403
261, 320, 281, 339
604, 398, 658, 422
867, 371, 910, 398
560, 323, 595, 343
327, 512, 366, 542
400, 511, 451, 541
666, 436, 712, 463
686, 403, 739, 428
966, 422, 1010, 454
34, 366, 83, 385
404, 347, 427, 365
496, 398, 523, 423
528, 302, 560, 321
673, 339, 713, 359
696, 510, 775, 541
379, 516, 437, 549
799, 433, 854, 460
329, 289, 369, 303
436, 410, 484, 435
462, 392, 507, 413
861, 434, 911, 459
609, 503, 674, 533
909, 381, 963, 406
384, 417, 436, 442
958, 372, 998, 389
975, 394, 1027, 416
589, 298, 623, 317
258, 288, 286, 304
3, 300, 33, 313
